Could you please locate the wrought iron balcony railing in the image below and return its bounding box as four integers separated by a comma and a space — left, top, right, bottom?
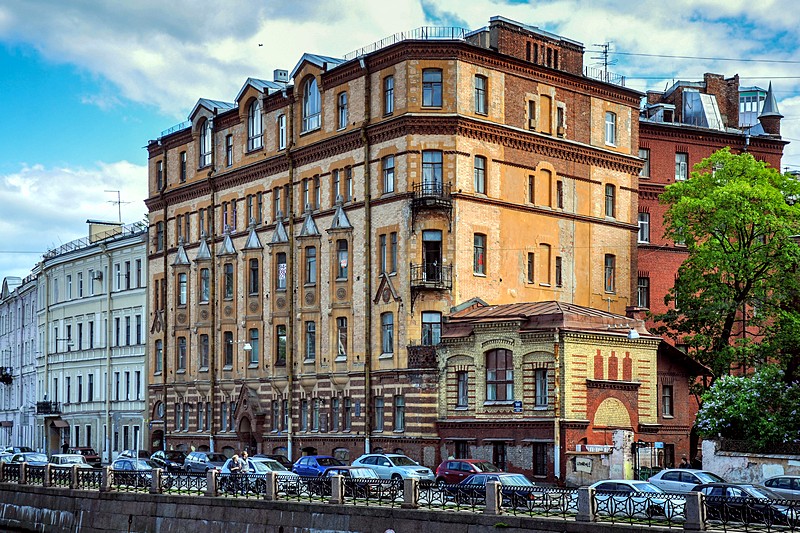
410, 263, 452, 290
407, 345, 438, 369
36, 401, 61, 414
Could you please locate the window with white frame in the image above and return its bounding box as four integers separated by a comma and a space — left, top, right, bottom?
604, 111, 616, 146
474, 155, 486, 194
639, 148, 650, 177
248, 99, 263, 151
422, 69, 442, 107
336, 317, 348, 358
421, 311, 441, 346
382, 155, 395, 194
675, 152, 688, 181
302, 78, 321, 132
637, 276, 650, 308
337, 91, 348, 129
456, 371, 468, 408
249, 328, 259, 365
381, 312, 394, 354
474, 75, 487, 114
305, 321, 316, 361
638, 212, 650, 243
199, 119, 212, 167
662, 384, 673, 417
535, 368, 548, 407
383, 75, 394, 115
486, 348, 513, 401
394, 395, 405, 431
278, 114, 286, 150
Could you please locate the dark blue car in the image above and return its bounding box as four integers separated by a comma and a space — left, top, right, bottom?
292, 455, 344, 477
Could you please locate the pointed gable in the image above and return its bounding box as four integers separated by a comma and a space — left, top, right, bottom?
299, 205, 320, 237
243, 220, 263, 250
271, 212, 289, 244
759, 82, 783, 118
235, 77, 286, 105
373, 273, 401, 304
173, 238, 190, 266
290, 53, 346, 80
328, 196, 352, 231
194, 231, 212, 261
189, 98, 235, 122
217, 227, 237, 256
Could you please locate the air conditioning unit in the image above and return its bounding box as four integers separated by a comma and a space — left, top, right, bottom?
92, 271, 103, 281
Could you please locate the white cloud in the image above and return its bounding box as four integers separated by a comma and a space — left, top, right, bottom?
0, 161, 147, 278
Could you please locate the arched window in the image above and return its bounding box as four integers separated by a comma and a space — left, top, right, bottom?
486, 348, 513, 401
199, 119, 212, 167
302, 78, 321, 132
248, 99, 263, 151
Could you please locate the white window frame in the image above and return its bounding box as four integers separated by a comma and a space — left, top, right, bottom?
638, 212, 650, 243
604, 111, 616, 146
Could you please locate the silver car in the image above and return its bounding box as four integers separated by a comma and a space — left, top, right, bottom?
762, 475, 800, 500
351, 453, 435, 482
648, 469, 725, 493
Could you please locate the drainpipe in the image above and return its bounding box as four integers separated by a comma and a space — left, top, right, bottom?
160, 144, 170, 453
285, 96, 295, 461
42, 267, 51, 453
553, 328, 562, 482
102, 244, 112, 463
207, 117, 218, 453
360, 58, 373, 454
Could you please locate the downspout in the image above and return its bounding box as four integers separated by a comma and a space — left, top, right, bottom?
360, 57, 373, 453
160, 144, 170, 452
102, 244, 112, 463
285, 96, 296, 461
207, 116, 218, 453
42, 267, 51, 453
553, 328, 562, 483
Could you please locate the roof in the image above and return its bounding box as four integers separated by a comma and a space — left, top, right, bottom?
189, 98, 235, 120
290, 53, 346, 79
759, 82, 783, 118
445, 300, 655, 339
235, 77, 286, 104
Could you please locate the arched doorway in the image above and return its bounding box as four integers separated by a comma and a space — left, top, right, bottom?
237, 416, 257, 454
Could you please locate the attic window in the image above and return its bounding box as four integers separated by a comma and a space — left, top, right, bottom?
302, 78, 321, 132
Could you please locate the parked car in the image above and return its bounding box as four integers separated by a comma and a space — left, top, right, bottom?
443, 472, 536, 504
68, 446, 101, 468
49, 454, 93, 469
293, 455, 345, 477
590, 479, 685, 520
351, 453, 435, 483
435, 459, 501, 486
150, 450, 187, 472
252, 453, 293, 470
692, 483, 798, 526
648, 469, 726, 493
3, 446, 34, 454
118, 449, 151, 460
249, 457, 299, 481
0, 452, 13, 463
218, 457, 273, 494
762, 475, 800, 500
9, 452, 48, 465
184, 451, 228, 473
318, 466, 384, 497
111, 458, 155, 487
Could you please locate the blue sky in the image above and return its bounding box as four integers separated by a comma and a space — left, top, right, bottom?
1, 0, 799, 279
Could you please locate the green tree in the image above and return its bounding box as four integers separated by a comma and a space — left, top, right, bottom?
695, 365, 800, 448
656, 148, 800, 379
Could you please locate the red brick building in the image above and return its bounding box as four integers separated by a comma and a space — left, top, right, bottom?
635, 74, 787, 341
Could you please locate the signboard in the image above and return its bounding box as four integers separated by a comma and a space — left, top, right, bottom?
513, 401, 522, 413
654, 442, 664, 449
575, 457, 593, 473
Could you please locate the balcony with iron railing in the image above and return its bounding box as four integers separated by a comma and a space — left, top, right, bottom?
36, 401, 61, 414
410, 263, 452, 291
411, 182, 452, 229
407, 344, 438, 369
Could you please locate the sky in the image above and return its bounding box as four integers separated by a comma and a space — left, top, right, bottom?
1, 0, 799, 280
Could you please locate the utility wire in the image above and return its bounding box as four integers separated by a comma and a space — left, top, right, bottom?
613, 52, 800, 64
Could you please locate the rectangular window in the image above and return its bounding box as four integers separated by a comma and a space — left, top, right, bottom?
77, 375, 83, 403
273, 187, 281, 219
473, 234, 486, 275
223, 263, 234, 299
276, 252, 287, 290
383, 75, 394, 115
180, 151, 187, 182
177, 336, 186, 371
456, 371, 468, 408
332, 169, 340, 202
604, 254, 616, 293
533, 443, 548, 476
605, 111, 616, 145
249, 328, 259, 365
177, 272, 187, 306
221, 402, 228, 432
381, 312, 394, 354
422, 68, 442, 107
662, 384, 674, 417
156, 160, 164, 190
337, 91, 348, 129
637, 276, 650, 308
343, 398, 352, 431
675, 152, 688, 181
556, 180, 563, 208
276, 325, 287, 366
528, 175, 535, 203
305, 246, 316, 284
154, 340, 163, 374
125, 316, 131, 345
336, 240, 348, 280
305, 321, 316, 361
605, 184, 615, 217
379, 234, 387, 273
639, 148, 650, 177
474, 155, 486, 194
313, 178, 320, 209
331, 398, 340, 432
199, 268, 210, 302
555, 256, 563, 287
421, 311, 441, 346
88, 374, 94, 401
382, 155, 395, 194
124, 371, 130, 400
527, 252, 535, 283
486, 349, 513, 401
638, 212, 650, 243
225, 134, 233, 167
336, 317, 348, 358
535, 368, 548, 407
374, 396, 384, 432
344, 167, 352, 202
312, 398, 320, 432
390, 232, 397, 274
528, 100, 536, 130
278, 114, 286, 150
136, 259, 142, 287
223, 331, 233, 368
248, 258, 259, 295
474, 75, 487, 114
135, 370, 141, 400
300, 400, 308, 432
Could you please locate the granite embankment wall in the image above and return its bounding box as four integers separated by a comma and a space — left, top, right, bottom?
0, 484, 662, 533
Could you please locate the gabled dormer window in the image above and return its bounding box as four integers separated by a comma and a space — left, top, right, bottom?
302, 77, 321, 132
248, 99, 263, 151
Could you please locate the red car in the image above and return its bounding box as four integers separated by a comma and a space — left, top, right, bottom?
435, 459, 501, 485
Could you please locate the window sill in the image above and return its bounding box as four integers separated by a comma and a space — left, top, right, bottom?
605, 142, 617, 148
246, 146, 263, 155
637, 240, 650, 244
379, 352, 394, 359
303, 283, 316, 288
198, 367, 209, 373
199, 301, 209, 305
303, 358, 315, 365
476, 111, 488, 116
176, 369, 186, 374
539, 283, 551, 288
473, 272, 486, 277
483, 400, 515, 406
334, 356, 347, 363
454, 406, 468, 411
300, 126, 321, 136
662, 415, 674, 419
223, 365, 232, 371
422, 105, 443, 109
383, 112, 393, 117
534, 405, 548, 410
248, 363, 258, 369
604, 291, 616, 295
393, 429, 405, 434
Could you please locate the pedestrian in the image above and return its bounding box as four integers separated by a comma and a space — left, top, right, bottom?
61, 440, 69, 454
679, 455, 690, 468
240, 450, 249, 472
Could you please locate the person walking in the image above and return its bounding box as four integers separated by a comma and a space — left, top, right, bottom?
61, 440, 69, 454
679, 455, 690, 468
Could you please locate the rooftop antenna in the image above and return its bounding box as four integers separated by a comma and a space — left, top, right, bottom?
104, 190, 131, 223
589, 42, 616, 82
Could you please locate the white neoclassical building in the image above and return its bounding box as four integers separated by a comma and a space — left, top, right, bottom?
36, 220, 148, 462
0, 274, 38, 450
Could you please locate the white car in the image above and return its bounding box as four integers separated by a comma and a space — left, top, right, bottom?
590, 479, 685, 520
648, 469, 725, 493
50, 454, 94, 469
351, 453, 435, 483
249, 457, 300, 481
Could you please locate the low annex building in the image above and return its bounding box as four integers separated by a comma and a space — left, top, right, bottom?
436, 300, 708, 484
